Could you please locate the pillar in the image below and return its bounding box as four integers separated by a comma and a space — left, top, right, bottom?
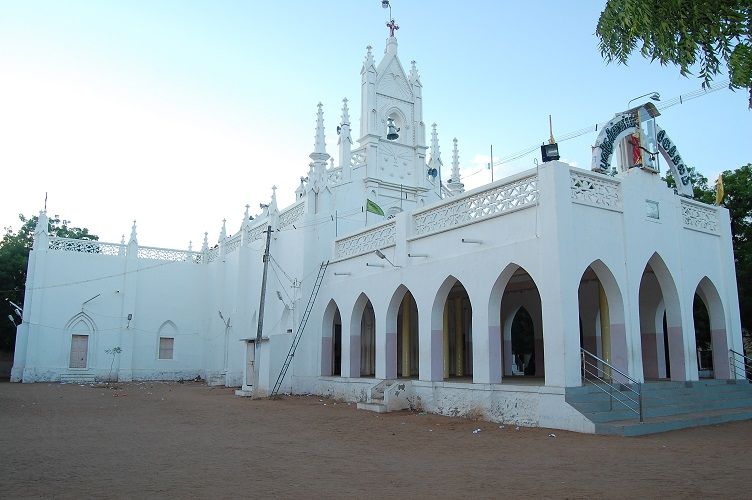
454, 297, 463, 377
443, 304, 450, 379
401, 293, 411, 377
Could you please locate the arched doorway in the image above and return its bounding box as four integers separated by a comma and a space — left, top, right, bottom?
694, 277, 730, 379
321, 300, 342, 376
639, 254, 686, 381
386, 286, 419, 379
359, 301, 376, 377
577, 261, 628, 378
432, 277, 473, 381
497, 266, 543, 381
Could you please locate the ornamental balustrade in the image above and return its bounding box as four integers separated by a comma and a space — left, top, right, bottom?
413, 173, 539, 237
351, 151, 367, 168
570, 170, 623, 212
245, 222, 268, 242
279, 201, 305, 229
48, 237, 122, 256
681, 199, 719, 234
334, 220, 396, 260
138, 245, 203, 263
224, 233, 242, 255
326, 167, 343, 185
206, 246, 221, 263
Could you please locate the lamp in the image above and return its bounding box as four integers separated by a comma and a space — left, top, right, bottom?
374, 249, 400, 267
627, 92, 660, 109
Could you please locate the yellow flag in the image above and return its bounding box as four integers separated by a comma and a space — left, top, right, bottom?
715, 174, 724, 205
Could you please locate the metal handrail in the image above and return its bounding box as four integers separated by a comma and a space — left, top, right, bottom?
580, 348, 643, 422
729, 349, 752, 382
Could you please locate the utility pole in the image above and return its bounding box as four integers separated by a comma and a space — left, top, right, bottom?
252, 225, 272, 398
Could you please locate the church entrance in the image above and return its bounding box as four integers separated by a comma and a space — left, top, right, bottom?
442, 281, 472, 380
360, 301, 376, 377
499, 267, 543, 382
396, 291, 419, 378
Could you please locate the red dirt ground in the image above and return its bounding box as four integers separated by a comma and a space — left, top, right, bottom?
1, 381, 751, 498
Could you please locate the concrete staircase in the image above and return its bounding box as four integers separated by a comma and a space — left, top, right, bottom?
566, 379, 752, 436
356, 379, 394, 413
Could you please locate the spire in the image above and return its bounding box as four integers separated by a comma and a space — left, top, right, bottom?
219, 219, 227, 242
270, 185, 278, 212
295, 176, 306, 199
409, 60, 420, 84
451, 138, 460, 181
188, 240, 193, 252
363, 45, 375, 70
129, 220, 138, 246
309, 103, 330, 183
338, 98, 352, 169
202, 232, 209, 252
447, 138, 465, 194
32, 210, 49, 251
429, 123, 442, 169
120, 234, 125, 245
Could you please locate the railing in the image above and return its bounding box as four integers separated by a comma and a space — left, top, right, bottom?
570, 169, 623, 212
224, 233, 242, 254
49, 237, 123, 256
581, 348, 643, 422
334, 219, 396, 260
137, 245, 202, 263
412, 172, 538, 238
729, 349, 752, 382
681, 198, 719, 234
278, 201, 305, 229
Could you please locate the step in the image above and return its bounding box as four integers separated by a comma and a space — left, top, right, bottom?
357, 401, 388, 413
583, 399, 752, 423
595, 408, 752, 436
571, 392, 752, 415
59, 373, 97, 383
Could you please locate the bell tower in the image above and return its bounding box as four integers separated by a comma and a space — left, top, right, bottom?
353, 17, 439, 217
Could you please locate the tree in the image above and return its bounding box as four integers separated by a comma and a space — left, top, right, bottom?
0, 214, 98, 351
597, 0, 752, 108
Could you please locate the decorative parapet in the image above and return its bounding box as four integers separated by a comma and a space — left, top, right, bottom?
413, 173, 539, 237
245, 222, 268, 242
48, 237, 122, 256
326, 167, 343, 185
570, 169, 623, 212
351, 151, 366, 168
206, 246, 220, 263
334, 220, 396, 260
138, 246, 203, 263
49, 237, 203, 263
278, 201, 305, 229
680, 198, 719, 234
224, 233, 242, 254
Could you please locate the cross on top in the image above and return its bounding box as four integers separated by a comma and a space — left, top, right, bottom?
387, 18, 399, 37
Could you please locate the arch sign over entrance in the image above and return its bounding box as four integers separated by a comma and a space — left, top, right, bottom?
591, 104, 693, 197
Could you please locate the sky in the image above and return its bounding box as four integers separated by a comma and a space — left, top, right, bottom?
1, 1, 749, 249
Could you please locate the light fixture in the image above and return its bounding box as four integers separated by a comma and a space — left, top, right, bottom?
627, 91, 661, 109
541, 142, 560, 162
333, 272, 351, 276
374, 249, 400, 267
408, 253, 428, 258
366, 262, 385, 268
382, 0, 390, 8
461, 238, 482, 244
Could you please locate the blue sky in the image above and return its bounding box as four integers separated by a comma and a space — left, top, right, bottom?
1, 1, 749, 248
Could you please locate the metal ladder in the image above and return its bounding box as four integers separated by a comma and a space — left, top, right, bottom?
270, 260, 329, 398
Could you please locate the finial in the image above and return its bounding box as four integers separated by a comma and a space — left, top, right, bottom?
452, 138, 460, 181
310, 103, 330, 164
244, 204, 250, 219
364, 45, 375, 68
386, 18, 399, 37
202, 232, 209, 252
129, 220, 138, 245
219, 219, 227, 241
548, 115, 556, 145
120, 234, 125, 245
341, 98, 350, 125
429, 123, 442, 169
188, 241, 193, 252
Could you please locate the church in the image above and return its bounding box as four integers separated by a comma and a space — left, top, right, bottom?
11, 20, 748, 435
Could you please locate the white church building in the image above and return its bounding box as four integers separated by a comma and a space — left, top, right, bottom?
11, 27, 749, 435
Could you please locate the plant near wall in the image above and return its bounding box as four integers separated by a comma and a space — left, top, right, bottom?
105, 346, 122, 382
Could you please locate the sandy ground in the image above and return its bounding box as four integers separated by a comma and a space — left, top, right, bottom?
1, 381, 751, 499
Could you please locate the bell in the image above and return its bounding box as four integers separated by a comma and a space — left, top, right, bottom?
386, 117, 400, 141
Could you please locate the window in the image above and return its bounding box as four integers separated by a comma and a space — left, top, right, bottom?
158, 337, 174, 360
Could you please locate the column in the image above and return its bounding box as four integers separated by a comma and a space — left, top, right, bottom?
401, 293, 411, 377
443, 305, 450, 379
454, 297, 464, 377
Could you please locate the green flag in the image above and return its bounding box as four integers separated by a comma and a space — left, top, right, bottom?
365, 199, 384, 216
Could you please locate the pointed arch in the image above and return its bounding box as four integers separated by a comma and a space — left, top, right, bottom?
694, 277, 730, 379
431, 275, 473, 380
577, 260, 628, 377
66, 312, 96, 369
65, 311, 97, 334
348, 293, 376, 377
386, 284, 419, 379
321, 299, 341, 376
158, 320, 178, 335
639, 252, 686, 381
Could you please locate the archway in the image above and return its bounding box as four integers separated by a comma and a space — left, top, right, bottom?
431, 277, 473, 380
694, 277, 730, 379
359, 301, 376, 377
386, 286, 419, 379
577, 261, 628, 377
639, 254, 686, 381
495, 266, 543, 381
65, 312, 96, 370
321, 300, 342, 376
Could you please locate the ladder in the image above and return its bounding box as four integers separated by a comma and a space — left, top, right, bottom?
270, 260, 329, 397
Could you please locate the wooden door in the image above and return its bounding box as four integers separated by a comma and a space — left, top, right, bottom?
69, 335, 88, 368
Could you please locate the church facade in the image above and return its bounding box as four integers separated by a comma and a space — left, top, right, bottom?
11, 32, 745, 434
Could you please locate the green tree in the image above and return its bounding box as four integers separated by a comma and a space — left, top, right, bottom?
597, 0, 752, 108
721, 164, 752, 336
665, 165, 716, 203
0, 214, 97, 351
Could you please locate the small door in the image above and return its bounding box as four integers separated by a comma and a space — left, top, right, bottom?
245, 342, 255, 387
69, 335, 88, 368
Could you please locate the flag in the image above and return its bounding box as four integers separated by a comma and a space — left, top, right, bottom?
365, 199, 384, 216
715, 174, 724, 205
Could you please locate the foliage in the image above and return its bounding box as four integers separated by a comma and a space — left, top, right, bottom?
597, 0, 752, 107
664, 164, 715, 204
0, 214, 97, 351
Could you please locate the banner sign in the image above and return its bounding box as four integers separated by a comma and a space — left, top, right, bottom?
655, 126, 693, 197
591, 113, 639, 172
